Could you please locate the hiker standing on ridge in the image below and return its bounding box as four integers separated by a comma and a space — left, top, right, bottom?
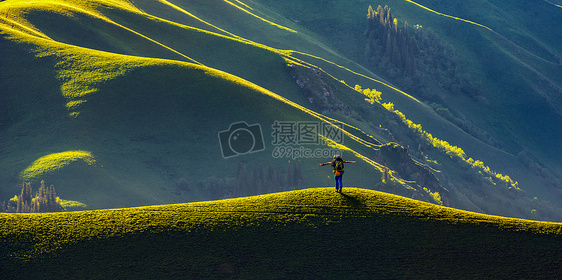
320, 154, 356, 192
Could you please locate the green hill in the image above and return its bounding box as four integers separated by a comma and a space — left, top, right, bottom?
255, 0, 562, 191
1, 188, 561, 279
1, 0, 562, 222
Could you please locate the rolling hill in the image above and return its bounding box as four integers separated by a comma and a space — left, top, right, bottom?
1, 188, 561, 279
1, 0, 562, 222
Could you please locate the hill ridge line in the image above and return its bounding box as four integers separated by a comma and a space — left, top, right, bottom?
403, 0, 494, 32
403, 0, 560, 65
10, 187, 562, 226
155, 0, 244, 39
223, 0, 297, 33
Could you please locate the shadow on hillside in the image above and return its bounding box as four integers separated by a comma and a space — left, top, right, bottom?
0, 32, 69, 199
338, 191, 366, 209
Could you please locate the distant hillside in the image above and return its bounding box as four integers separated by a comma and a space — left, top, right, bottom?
256, 0, 562, 179
1, 0, 562, 222
1, 188, 561, 279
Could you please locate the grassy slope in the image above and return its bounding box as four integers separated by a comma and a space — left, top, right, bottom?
394, 0, 562, 163
0, 15, 391, 208
0, 35, 314, 206
1, 188, 561, 279
0, 0, 417, 204
256, 0, 562, 157
1, 0, 561, 221
253, 0, 562, 214
129, 0, 562, 211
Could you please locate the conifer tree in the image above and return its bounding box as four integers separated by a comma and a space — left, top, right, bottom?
294, 161, 303, 188
287, 163, 293, 187
48, 185, 59, 211
377, 6, 383, 24
12, 181, 63, 213
236, 162, 249, 196
35, 180, 47, 212
17, 182, 32, 213
254, 165, 264, 194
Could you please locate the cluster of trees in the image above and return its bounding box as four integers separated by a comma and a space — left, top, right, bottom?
1, 181, 63, 213
364, 5, 480, 101
179, 162, 305, 199
423, 187, 443, 205
354, 83, 517, 190
355, 85, 382, 104
379, 100, 518, 189
234, 161, 304, 197
366, 5, 416, 76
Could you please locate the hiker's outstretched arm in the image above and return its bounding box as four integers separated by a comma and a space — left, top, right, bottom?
319, 161, 332, 166
344, 161, 357, 163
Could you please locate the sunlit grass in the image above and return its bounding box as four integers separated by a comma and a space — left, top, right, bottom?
56, 198, 87, 211
20, 151, 96, 181
155, 0, 244, 40
1, 187, 561, 278
2, 187, 560, 254
1, 0, 298, 118
223, 0, 297, 33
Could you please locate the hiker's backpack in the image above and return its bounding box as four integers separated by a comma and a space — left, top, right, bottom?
332, 159, 344, 174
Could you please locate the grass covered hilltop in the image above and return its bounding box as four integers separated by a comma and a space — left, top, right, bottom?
1, 188, 561, 279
